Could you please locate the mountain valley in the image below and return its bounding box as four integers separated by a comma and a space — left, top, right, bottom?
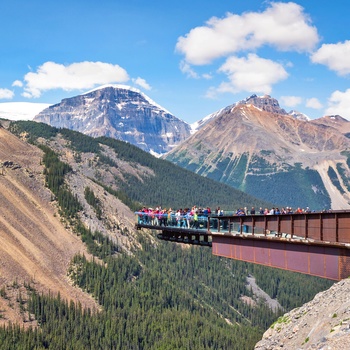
0, 118, 339, 349
1, 87, 350, 348
28, 86, 350, 211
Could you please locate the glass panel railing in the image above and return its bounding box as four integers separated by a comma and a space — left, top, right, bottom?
135, 212, 209, 230
135, 212, 324, 241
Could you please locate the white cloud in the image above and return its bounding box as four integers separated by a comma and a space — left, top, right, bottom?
311, 40, 350, 76
325, 89, 350, 119
23, 61, 129, 98
132, 77, 151, 90
176, 2, 319, 65
0, 88, 14, 99
214, 54, 288, 95
306, 97, 323, 109
12, 80, 23, 87
179, 60, 213, 80
179, 60, 199, 78
280, 95, 302, 107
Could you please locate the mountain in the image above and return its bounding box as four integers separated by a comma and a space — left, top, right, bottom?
33, 84, 191, 156
164, 94, 350, 210
0, 119, 334, 349
191, 95, 309, 132
310, 114, 350, 136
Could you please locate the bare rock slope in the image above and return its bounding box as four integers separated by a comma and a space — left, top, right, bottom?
255, 278, 350, 350
0, 126, 97, 326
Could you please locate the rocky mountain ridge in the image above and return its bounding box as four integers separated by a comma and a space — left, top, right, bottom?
165, 95, 350, 210
34, 85, 191, 156
191, 94, 309, 132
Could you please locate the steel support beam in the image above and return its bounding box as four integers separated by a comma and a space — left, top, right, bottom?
212, 234, 350, 280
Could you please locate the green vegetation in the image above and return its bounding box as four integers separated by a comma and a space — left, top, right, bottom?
9, 121, 271, 211
270, 315, 290, 331
84, 186, 102, 219
248, 155, 280, 175
40, 144, 82, 218
303, 337, 310, 344
327, 166, 345, 194
336, 163, 350, 192
8, 120, 58, 143
231, 153, 249, 190
244, 164, 331, 210
0, 232, 334, 349
251, 264, 333, 310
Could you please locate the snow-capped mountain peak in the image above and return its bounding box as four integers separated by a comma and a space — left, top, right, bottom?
34, 85, 191, 155
84, 84, 172, 115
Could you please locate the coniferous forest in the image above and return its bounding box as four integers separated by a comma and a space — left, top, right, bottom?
0, 121, 334, 349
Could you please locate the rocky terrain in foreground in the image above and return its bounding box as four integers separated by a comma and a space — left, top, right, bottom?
255, 278, 350, 349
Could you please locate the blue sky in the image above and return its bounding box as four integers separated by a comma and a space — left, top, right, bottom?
1, 0, 350, 123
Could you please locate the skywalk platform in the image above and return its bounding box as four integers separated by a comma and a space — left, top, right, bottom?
135, 210, 350, 281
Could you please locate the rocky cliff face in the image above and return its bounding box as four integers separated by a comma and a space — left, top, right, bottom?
0, 127, 98, 326
165, 95, 350, 210
255, 278, 350, 350
34, 85, 191, 155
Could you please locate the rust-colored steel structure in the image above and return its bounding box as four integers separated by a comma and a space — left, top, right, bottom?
210, 211, 350, 280
136, 210, 350, 281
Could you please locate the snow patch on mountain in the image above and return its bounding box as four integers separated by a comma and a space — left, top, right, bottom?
34, 85, 191, 155
289, 110, 310, 121
85, 84, 173, 116
191, 104, 235, 133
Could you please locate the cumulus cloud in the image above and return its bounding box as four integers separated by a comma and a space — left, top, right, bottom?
22, 61, 129, 98
214, 54, 288, 95
280, 95, 302, 107
132, 77, 151, 90
0, 88, 14, 99
311, 40, 350, 76
306, 97, 323, 109
325, 89, 350, 119
176, 2, 319, 65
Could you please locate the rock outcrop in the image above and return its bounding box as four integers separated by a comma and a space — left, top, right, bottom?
255, 278, 350, 350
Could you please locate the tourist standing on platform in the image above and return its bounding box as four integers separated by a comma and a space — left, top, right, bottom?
193, 210, 199, 229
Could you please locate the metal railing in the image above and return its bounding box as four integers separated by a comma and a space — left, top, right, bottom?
135, 210, 350, 246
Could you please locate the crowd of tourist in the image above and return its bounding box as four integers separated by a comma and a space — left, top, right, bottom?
136, 205, 314, 228
236, 206, 312, 215
137, 206, 212, 228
